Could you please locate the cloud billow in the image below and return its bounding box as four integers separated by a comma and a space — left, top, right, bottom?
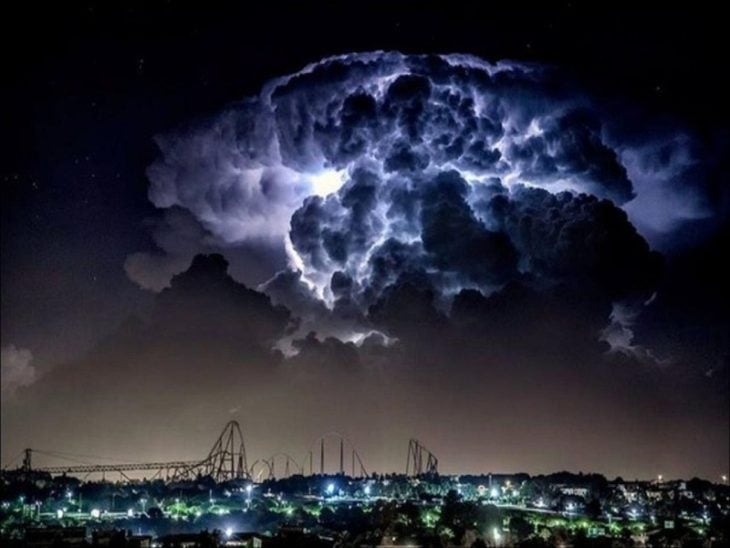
130, 51, 721, 355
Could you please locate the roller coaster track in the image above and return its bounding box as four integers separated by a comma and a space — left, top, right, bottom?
13, 421, 250, 483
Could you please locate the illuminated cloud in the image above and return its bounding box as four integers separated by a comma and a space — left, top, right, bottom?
130, 52, 718, 352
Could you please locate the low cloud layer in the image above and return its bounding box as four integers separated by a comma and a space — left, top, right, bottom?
3, 254, 727, 478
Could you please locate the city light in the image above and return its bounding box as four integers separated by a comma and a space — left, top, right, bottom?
490, 487, 499, 498
1, 470, 727, 545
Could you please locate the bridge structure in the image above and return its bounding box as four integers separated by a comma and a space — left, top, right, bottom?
406, 438, 439, 476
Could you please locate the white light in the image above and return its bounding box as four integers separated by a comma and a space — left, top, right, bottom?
490, 487, 499, 498
127, 508, 134, 517
90, 508, 101, 519
225, 527, 233, 539
326, 483, 336, 495
56, 509, 64, 519
364, 485, 371, 496
246, 484, 253, 494
309, 170, 346, 197
493, 527, 502, 543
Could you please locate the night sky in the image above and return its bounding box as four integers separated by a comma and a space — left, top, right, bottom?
2, 2, 728, 480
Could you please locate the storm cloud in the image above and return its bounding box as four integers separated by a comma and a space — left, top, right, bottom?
123, 52, 712, 354
50, 51, 721, 477
133, 52, 711, 301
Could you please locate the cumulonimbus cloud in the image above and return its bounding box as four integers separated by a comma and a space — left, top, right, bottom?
130, 51, 717, 347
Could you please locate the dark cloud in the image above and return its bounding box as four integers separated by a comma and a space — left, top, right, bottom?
2, 252, 727, 479
419, 171, 517, 286
484, 186, 662, 300
125, 208, 288, 292
508, 110, 634, 203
